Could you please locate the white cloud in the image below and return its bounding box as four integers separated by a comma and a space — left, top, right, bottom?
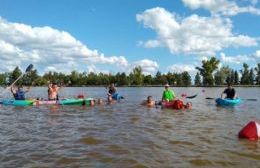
0, 17, 128, 73
182, 0, 260, 16
168, 64, 196, 74
136, 7, 257, 56
220, 50, 260, 64
132, 59, 159, 75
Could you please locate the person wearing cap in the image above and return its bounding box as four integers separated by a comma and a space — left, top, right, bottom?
48, 82, 60, 100
221, 83, 237, 99
162, 83, 176, 102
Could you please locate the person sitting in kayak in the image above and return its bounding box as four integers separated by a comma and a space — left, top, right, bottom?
162, 83, 176, 102
221, 83, 237, 99
48, 82, 60, 100
11, 85, 30, 100
141, 96, 155, 107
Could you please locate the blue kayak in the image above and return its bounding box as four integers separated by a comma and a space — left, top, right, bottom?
216, 98, 241, 106
112, 93, 123, 101
1, 99, 34, 106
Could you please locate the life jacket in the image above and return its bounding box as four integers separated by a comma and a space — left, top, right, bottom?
172, 100, 184, 109
14, 90, 25, 100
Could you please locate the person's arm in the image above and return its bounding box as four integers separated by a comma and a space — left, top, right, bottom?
11, 87, 16, 94
221, 89, 227, 98
162, 91, 165, 101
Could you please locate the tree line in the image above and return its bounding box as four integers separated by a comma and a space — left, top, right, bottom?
0, 57, 259, 86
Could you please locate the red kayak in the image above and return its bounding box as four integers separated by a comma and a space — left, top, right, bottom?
162, 100, 192, 110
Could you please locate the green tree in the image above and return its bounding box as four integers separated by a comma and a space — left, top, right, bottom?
181, 71, 191, 86
194, 72, 202, 86
0, 73, 8, 85
144, 75, 153, 85
234, 70, 239, 85
249, 68, 255, 85
255, 63, 260, 85
196, 57, 220, 86
240, 63, 250, 85
129, 66, 143, 86
9, 66, 22, 85
154, 71, 167, 85
214, 66, 231, 85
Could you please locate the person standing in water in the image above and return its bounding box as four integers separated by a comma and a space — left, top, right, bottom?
48, 82, 60, 100
162, 83, 176, 102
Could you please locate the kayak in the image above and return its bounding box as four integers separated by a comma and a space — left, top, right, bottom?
58, 98, 93, 105
1, 98, 94, 106
162, 100, 189, 110
112, 93, 122, 101
215, 98, 241, 106
1, 99, 34, 106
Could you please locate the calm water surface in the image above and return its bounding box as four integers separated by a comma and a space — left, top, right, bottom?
0, 87, 260, 168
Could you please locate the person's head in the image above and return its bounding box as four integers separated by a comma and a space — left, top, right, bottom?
227, 83, 233, 89
164, 83, 170, 90
111, 83, 115, 87
90, 100, 95, 106
97, 98, 103, 104
185, 102, 192, 109
147, 96, 153, 103
52, 82, 58, 89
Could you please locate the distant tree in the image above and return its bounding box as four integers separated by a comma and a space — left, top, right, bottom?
0, 73, 8, 85
234, 70, 239, 85
249, 68, 255, 85
116, 72, 128, 86
9, 66, 22, 85
255, 63, 260, 85
214, 66, 232, 85
240, 63, 250, 85
196, 57, 220, 86
129, 66, 143, 86
194, 72, 202, 86
181, 71, 191, 86
143, 74, 153, 85
154, 71, 167, 85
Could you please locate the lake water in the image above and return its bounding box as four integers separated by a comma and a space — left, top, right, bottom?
0, 87, 260, 168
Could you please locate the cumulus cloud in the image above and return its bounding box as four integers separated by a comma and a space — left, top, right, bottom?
136, 7, 257, 56
168, 64, 196, 74
131, 59, 159, 75
0, 17, 128, 73
220, 50, 260, 64
182, 0, 260, 16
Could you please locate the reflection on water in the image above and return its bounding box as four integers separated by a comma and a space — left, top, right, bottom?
0, 87, 260, 167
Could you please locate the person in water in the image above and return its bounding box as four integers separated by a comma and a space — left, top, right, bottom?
107, 94, 116, 104
141, 96, 155, 107
162, 83, 176, 102
48, 82, 60, 100
11, 85, 30, 100
108, 83, 117, 95
221, 83, 237, 99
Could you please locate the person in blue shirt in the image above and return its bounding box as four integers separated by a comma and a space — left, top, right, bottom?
11, 86, 30, 100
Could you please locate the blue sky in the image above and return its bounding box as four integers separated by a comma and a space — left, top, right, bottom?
0, 0, 260, 76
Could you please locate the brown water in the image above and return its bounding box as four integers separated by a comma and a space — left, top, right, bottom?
0, 87, 260, 168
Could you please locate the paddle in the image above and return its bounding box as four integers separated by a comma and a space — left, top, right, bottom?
205, 97, 257, 101
0, 64, 34, 97
185, 94, 198, 99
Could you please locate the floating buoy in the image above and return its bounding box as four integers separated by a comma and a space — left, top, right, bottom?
238, 121, 260, 140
